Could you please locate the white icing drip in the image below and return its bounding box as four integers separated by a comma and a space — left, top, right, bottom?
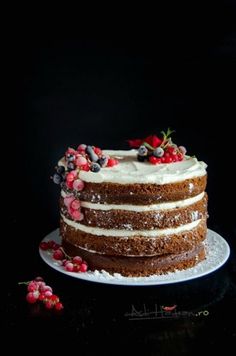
61, 214, 202, 237
73, 150, 207, 184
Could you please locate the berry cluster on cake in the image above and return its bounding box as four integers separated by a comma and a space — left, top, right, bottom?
52, 130, 208, 277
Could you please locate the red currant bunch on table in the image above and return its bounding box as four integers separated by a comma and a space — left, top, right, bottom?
128, 128, 187, 165
40, 240, 88, 273
19, 276, 63, 310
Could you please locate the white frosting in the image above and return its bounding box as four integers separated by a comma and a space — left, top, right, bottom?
76, 150, 207, 184
61, 190, 204, 211
61, 214, 201, 237
80, 192, 204, 211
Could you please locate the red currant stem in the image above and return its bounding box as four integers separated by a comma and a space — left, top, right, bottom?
18, 281, 30, 285
60, 247, 72, 260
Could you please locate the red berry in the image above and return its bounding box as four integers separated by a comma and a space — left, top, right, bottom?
77, 144, 87, 152
73, 264, 81, 272
165, 156, 173, 163
172, 154, 178, 162
71, 210, 84, 221
73, 179, 85, 191
164, 152, 170, 158
75, 156, 87, 167
161, 156, 166, 163
44, 290, 53, 297
70, 199, 80, 210
73, 256, 82, 265
39, 285, 53, 293
38, 293, 46, 301
66, 172, 76, 182
80, 163, 90, 171
55, 302, 64, 311
93, 147, 102, 155
66, 180, 73, 189
53, 249, 65, 260
27, 281, 38, 292
177, 153, 183, 161
149, 156, 159, 164
26, 292, 37, 304
39, 242, 49, 250
80, 263, 88, 272
52, 242, 61, 250
107, 158, 118, 167
50, 294, 59, 303
65, 262, 74, 272
45, 301, 54, 309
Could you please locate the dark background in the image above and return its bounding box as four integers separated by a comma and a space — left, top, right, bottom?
6, 5, 236, 354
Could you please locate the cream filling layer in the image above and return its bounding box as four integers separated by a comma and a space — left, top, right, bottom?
61, 214, 202, 237
61, 190, 204, 211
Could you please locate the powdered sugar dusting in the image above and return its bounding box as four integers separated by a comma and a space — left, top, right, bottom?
40, 229, 230, 286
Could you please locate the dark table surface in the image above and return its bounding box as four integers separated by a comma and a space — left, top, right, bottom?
5, 220, 236, 354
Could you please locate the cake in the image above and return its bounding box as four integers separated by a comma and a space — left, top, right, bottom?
53, 131, 208, 276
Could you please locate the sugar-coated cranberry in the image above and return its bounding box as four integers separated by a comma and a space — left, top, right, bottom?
73, 179, 84, 191
26, 292, 38, 304
73, 256, 83, 265
53, 249, 65, 260
80, 263, 88, 272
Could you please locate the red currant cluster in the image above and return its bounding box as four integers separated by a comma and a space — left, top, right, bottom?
129, 129, 187, 165
19, 276, 63, 310
148, 145, 186, 164
40, 240, 88, 273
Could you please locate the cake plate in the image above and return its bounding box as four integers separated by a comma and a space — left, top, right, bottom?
39, 229, 230, 286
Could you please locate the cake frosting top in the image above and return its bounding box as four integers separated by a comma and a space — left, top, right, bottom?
77, 150, 207, 184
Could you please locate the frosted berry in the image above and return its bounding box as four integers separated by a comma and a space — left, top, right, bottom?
73, 179, 85, 191
65, 262, 74, 272
55, 302, 64, 311
27, 281, 38, 292
80, 263, 88, 272
53, 249, 65, 260
77, 144, 87, 152
67, 162, 75, 171
138, 145, 148, 156
71, 210, 84, 221
90, 162, 101, 172
75, 155, 87, 167
80, 163, 90, 171
39, 242, 49, 250
94, 147, 102, 155
52, 173, 63, 184
45, 301, 54, 309
73, 256, 83, 265
153, 147, 164, 157
56, 166, 65, 174
44, 290, 53, 298
86, 146, 98, 162
64, 195, 75, 208
137, 155, 146, 162
179, 146, 187, 155
26, 292, 38, 304
98, 156, 108, 167
71, 199, 81, 210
